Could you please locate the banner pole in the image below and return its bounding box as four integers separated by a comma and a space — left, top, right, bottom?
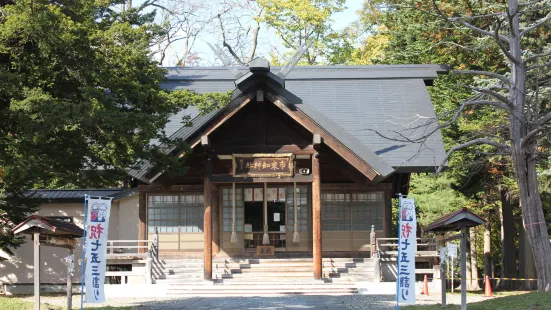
396, 193, 402, 310
80, 194, 88, 310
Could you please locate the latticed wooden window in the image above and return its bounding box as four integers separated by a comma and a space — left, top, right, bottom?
321, 191, 384, 231
222, 188, 244, 232
147, 194, 204, 233
287, 186, 308, 232
351, 192, 384, 231
180, 194, 204, 232
321, 193, 350, 231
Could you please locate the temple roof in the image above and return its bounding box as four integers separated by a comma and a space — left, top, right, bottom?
128, 64, 448, 183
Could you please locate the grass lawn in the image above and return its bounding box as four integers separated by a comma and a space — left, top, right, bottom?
0, 296, 137, 310
406, 291, 551, 310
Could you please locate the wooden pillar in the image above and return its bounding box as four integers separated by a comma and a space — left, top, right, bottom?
34, 231, 40, 310
384, 189, 392, 238
460, 226, 468, 310
212, 185, 220, 255
312, 153, 322, 279
138, 189, 147, 253
203, 157, 213, 280
67, 248, 73, 310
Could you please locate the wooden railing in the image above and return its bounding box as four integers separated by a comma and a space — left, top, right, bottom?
105, 229, 159, 284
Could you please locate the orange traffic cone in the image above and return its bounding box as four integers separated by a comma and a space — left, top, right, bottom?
484, 275, 493, 297
420, 275, 429, 295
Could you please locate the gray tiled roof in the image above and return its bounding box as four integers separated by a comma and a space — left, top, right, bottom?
151, 65, 447, 179
286, 78, 446, 170
25, 188, 124, 201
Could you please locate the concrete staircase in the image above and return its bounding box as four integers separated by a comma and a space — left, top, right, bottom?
153, 256, 375, 296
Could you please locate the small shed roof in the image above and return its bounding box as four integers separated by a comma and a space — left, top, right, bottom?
424, 208, 485, 233
24, 188, 123, 201
13, 215, 84, 238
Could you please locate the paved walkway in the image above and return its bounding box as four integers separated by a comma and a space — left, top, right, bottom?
134, 295, 396, 310
26, 292, 495, 309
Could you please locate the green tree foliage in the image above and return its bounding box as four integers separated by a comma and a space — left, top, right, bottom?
259, 0, 351, 65
0, 0, 230, 254
408, 174, 470, 226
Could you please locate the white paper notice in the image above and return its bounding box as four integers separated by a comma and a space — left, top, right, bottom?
274, 213, 280, 222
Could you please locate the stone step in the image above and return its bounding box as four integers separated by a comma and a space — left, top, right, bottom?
215, 273, 315, 279
162, 267, 204, 273
166, 289, 358, 296
213, 258, 372, 263
212, 263, 374, 269
212, 276, 324, 282
156, 274, 204, 280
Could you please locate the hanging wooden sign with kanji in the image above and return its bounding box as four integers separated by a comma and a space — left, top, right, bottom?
233, 154, 294, 178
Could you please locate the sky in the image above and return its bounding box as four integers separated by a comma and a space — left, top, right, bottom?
138, 0, 365, 66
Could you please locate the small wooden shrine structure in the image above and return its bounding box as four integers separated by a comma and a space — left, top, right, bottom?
425, 208, 485, 310
13, 215, 84, 310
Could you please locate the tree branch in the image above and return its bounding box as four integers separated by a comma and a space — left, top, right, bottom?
524, 50, 551, 63
536, 111, 551, 127
522, 112, 551, 147
247, 8, 263, 64
217, 14, 245, 65
436, 138, 510, 174
495, 18, 522, 65
430, 0, 508, 42
527, 59, 551, 71
520, 11, 551, 37
453, 69, 511, 85
466, 86, 514, 106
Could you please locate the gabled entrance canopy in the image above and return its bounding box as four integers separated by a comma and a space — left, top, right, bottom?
130, 59, 395, 184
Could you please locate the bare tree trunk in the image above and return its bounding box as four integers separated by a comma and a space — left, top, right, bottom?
469, 228, 481, 290
484, 220, 492, 279
519, 218, 538, 290
508, 0, 551, 291
499, 189, 517, 289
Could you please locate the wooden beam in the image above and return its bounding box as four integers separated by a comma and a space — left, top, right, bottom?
212, 185, 220, 255
212, 144, 316, 155
384, 189, 392, 238
321, 183, 392, 191
201, 135, 209, 147
67, 248, 73, 310
269, 96, 379, 181
313, 133, 321, 146
188, 97, 253, 149
138, 184, 204, 192
209, 175, 313, 183
138, 190, 147, 253
34, 231, 40, 310
203, 157, 213, 280
312, 153, 322, 279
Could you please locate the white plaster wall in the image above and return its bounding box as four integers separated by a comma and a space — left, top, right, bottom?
0, 201, 122, 285
117, 195, 139, 241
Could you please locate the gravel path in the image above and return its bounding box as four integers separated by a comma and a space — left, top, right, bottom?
22, 293, 495, 309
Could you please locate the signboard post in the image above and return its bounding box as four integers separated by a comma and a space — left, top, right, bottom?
447, 243, 457, 295
440, 247, 447, 307
82, 196, 113, 306
396, 195, 417, 308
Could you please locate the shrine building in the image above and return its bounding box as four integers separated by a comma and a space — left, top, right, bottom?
1, 60, 447, 293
